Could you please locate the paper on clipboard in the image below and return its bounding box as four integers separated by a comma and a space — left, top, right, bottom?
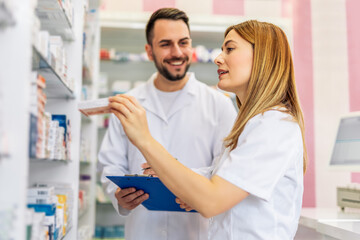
106, 175, 197, 212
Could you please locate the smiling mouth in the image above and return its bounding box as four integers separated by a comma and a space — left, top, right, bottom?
165, 58, 187, 67
218, 71, 229, 77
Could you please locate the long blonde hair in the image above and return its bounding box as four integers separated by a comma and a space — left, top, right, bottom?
223, 20, 308, 173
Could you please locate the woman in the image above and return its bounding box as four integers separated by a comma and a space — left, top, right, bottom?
109, 20, 307, 240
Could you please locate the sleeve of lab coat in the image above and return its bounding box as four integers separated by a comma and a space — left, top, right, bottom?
98, 114, 131, 216
215, 112, 303, 201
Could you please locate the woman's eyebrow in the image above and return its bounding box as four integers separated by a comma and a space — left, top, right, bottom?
221, 39, 236, 50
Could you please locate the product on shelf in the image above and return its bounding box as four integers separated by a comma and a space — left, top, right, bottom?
0, 206, 16, 240
94, 225, 125, 240
28, 182, 74, 240
26, 208, 49, 240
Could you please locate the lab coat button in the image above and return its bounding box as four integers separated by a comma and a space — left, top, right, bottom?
161, 230, 167, 236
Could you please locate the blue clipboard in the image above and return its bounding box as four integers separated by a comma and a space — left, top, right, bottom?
106, 175, 196, 212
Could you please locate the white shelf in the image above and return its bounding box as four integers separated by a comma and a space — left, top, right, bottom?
0, 0, 101, 239
30, 158, 72, 163
0, 2, 16, 29
35, 0, 75, 41
32, 46, 75, 99
300, 208, 360, 240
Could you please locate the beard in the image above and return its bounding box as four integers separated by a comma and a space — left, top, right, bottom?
153, 56, 191, 81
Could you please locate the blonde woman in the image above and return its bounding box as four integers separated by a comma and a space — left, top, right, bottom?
109, 20, 307, 240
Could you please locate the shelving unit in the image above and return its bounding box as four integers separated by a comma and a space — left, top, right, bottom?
0, 0, 100, 239
78, 1, 101, 239
32, 46, 74, 99
35, 0, 75, 41
0, 2, 16, 29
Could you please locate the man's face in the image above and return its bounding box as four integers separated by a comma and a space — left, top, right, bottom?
146, 19, 193, 81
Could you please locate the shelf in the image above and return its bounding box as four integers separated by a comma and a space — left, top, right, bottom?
80, 161, 91, 166
30, 158, 71, 163
78, 207, 89, 219
32, 46, 75, 99
96, 200, 112, 205
61, 225, 73, 240
35, 0, 74, 41
0, 2, 15, 29
81, 115, 92, 124
100, 59, 215, 65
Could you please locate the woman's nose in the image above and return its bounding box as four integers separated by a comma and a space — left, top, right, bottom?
214, 54, 223, 65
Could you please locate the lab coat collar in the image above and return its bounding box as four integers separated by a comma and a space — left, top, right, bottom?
138, 72, 197, 123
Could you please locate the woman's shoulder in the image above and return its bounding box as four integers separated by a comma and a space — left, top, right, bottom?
247, 108, 299, 132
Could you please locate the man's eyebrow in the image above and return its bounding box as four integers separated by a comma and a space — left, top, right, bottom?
158, 37, 190, 44
221, 40, 236, 51
158, 39, 171, 44
179, 37, 190, 41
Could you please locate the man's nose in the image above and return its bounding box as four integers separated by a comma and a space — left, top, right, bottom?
171, 44, 182, 57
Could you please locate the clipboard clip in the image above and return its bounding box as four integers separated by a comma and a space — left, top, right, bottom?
124, 174, 153, 177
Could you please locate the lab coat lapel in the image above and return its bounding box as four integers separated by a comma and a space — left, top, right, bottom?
138, 76, 168, 123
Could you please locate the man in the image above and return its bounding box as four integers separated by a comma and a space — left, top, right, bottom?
98, 8, 236, 240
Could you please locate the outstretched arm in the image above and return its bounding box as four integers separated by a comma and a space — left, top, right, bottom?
109, 95, 248, 218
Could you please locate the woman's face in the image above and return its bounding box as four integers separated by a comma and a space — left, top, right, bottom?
214, 29, 253, 102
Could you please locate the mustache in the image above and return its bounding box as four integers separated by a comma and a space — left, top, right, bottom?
164, 56, 189, 62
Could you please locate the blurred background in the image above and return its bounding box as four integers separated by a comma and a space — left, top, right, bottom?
0, 0, 359, 239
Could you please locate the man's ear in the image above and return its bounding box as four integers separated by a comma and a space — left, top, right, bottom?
145, 44, 154, 61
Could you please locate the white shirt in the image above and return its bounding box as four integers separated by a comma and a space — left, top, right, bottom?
154, 87, 181, 116
210, 110, 304, 240
98, 72, 237, 240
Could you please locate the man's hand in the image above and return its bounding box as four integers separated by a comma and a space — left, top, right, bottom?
175, 197, 194, 212
115, 187, 149, 210
141, 163, 158, 177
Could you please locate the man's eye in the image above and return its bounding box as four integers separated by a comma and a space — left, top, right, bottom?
161, 43, 170, 47
180, 41, 189, 46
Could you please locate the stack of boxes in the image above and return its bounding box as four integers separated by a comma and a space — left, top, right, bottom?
29, 74, 48, 159
27, 183, 73, 240
29, 73, 71, 161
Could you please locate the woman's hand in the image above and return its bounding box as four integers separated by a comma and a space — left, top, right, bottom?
109, 95, 152, 148
175, 197, 194, 212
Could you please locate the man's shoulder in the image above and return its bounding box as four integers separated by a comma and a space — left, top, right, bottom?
193, 79, 233, 102
126, 82, 148, 97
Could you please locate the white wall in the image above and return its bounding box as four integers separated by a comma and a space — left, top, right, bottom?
311, 0, 351, 207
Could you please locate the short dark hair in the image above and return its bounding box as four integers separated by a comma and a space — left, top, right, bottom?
145, 8, 190, 45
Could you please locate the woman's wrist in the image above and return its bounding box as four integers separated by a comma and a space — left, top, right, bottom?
136, 134, 154, 153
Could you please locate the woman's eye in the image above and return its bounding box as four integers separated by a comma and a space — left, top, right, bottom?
226, 48, 234, 53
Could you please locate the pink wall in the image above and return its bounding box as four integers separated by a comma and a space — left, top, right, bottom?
212, 0, 244, 15
346, 0, 360, 183
292, 0, 316, 207
143, 0, 175, 12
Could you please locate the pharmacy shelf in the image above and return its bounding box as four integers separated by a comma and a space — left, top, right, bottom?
30, 158, 72, 163
32, 46, 74, 99
35, 0, 74, 41
0, 2, 16, 29
100, 59, 220, 87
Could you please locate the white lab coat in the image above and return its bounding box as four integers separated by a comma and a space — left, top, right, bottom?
210, 110, 304, 240
98, 72, 237, 240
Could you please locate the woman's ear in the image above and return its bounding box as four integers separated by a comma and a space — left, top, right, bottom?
145, 44, 154, 61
